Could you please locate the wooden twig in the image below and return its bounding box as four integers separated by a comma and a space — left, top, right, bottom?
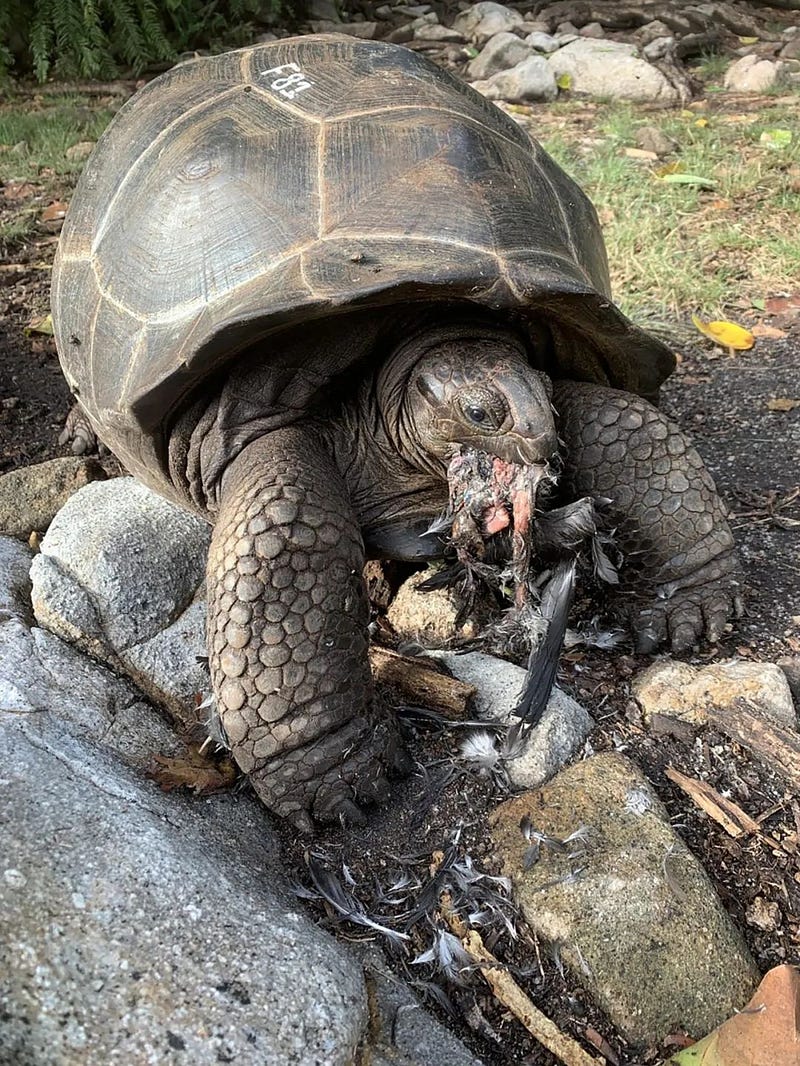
706, 701, 800, 792
369, 645, 475, 718
665, 766, 760, 837
440, 898, 602, 1066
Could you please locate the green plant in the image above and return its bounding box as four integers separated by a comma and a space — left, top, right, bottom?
0, 0, 290, 83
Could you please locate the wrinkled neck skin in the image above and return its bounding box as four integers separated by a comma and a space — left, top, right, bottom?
315, 319, 553, 561
314, 356, 447, 560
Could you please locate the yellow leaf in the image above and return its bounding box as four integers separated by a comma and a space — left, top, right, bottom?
624, 147, 658, 160
655, 161, 684, 177
695, 117, 709, 128
767, 397, 800, 411
556, 73, 571, 90
692, 314, 755, 351
738, 36, 758, 44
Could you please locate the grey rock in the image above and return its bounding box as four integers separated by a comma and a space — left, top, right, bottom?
548, 38, 680, 104
453, 2, 523, 46
395, 3, 431, 14
632, 658, 798, 729
374, 4, 393, 18
411, 12, 438, 27
415, 24, 465, 43
635, 124, 677, 156
0, 456, 106, 539
358, 948, 484, 1065
386, 23, 415, 43
0, 713, 367, 1066
0, 536, 180, 766
556, 21, 578, 35
780, 37, 800, 61
387, 568, 481, 645
777, 656, 800, 705
579, 21, 604, 38
430, 650, 593, 789
524, 31, 561, 54
471, 55, 558, 102
310, 20, 378, 38
491, 753, 760, 1046
31, 478, 209, 653
467, 31, 533, 79
522, 19, 549, 35
307, 0, 340, 20
724, 54, 786, 91
636, 19, 672, 45
643, 36, 675, 61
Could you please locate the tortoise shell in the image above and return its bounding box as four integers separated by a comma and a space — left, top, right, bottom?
52, 34, 674, 495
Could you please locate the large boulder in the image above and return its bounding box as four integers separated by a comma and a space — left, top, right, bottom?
548, 39, 680, 104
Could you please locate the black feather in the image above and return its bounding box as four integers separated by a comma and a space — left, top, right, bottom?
505, 559, 576, 751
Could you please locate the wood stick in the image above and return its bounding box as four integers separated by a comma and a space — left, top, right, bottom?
706, 701, 800, 792
665, 766, 760, 837
440, 899, 602, 1066
369, 645, 475, 718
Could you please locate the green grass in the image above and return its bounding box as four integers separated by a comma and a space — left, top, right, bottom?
540, 93, 800, 320
0, 212, 36, 254
0, 94, 115, 182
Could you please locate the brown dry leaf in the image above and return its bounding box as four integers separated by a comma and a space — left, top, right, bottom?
150, 746, 237, 795
765, 294, 800, 316
3, 180, 38, 201
40, 201, 68, 222
669, 965, 800, 1066
692, 315, 755, 351
710, 198, 732, 210
767, 398, 800, 412
624, 147, 658, 161
750, 323, 787, 339
585, 1026, 620, 1064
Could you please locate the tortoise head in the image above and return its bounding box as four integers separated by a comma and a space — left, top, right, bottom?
398, 326, 558, 474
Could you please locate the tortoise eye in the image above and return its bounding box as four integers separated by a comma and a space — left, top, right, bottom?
459, 390, 506, 431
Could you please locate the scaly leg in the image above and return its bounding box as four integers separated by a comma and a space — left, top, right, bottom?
552, 381, 742, 652
207, 427, 406, 830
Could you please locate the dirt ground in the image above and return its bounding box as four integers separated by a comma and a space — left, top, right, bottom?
1, 14, 800, 1066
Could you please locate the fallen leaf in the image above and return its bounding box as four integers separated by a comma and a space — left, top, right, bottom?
40, 201, 68, 222
710, 198, 732, 210
3, 180, 38, 201
624, 147, 658, 161
149, 746, 238, 795
25, 312, 53, 336
767, 398, 800, 412
585, 1026, 619, 1064
750, 323, 787, 339
669, 965, 800, 1066
738, 35, 759, 44
692, 314, 755, 350
759, 128, 792, 150
556, 72, 571, 90
655, 161, 684, 177
765, 294, 800, 315
658, 173, 716, 188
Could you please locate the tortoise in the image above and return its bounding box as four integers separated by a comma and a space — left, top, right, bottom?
52, 34, 740, 830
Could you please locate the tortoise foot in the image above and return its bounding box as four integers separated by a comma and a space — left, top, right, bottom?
552, 381, 741, 651
208, 428, 407, 826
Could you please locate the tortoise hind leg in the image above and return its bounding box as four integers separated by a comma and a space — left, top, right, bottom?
552, 381, 742, 653
207, 427, 406, 830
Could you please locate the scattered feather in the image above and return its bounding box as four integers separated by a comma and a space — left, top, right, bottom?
303, 857, 410, 948
412, 930, 475, 985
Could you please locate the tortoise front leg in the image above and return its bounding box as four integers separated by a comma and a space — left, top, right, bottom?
208, 427, 406, 831
552, 381, 742, 652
